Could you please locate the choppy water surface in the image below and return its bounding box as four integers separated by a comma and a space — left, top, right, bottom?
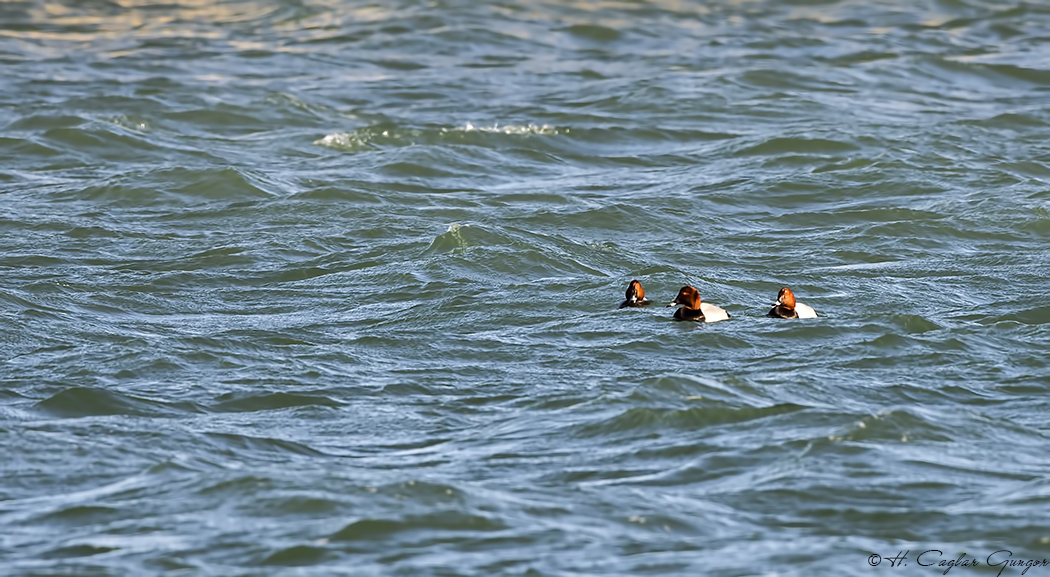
3, 0, 1050, 574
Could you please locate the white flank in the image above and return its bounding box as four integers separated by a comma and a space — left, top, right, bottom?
700, 302, 731, 323
794, 302, 818, 318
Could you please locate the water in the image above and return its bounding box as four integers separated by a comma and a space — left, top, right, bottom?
2, 0, 1050, 574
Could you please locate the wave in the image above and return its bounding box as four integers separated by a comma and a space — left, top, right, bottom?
35, 387, 199, 418
314, 122, 564, 151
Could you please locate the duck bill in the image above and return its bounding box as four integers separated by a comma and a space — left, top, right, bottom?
666, 300, 678, 308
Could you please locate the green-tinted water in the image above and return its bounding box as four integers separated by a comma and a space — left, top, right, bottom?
2, 0, 1050, 574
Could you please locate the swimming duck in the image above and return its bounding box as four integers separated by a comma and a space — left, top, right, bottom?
768, 287, 817, 319
667, 285, 730, 322
619, 279, 651, 308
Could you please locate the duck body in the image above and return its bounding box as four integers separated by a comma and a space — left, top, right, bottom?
793, 302, 818, 318
699, 301, 732, 322
619, 279, 651, 309
673, 305, 705, 322
767, 287, 817, 319
667, 285, 730, 323
768, 304, 798, 319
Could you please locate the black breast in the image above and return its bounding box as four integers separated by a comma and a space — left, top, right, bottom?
767, 305, 798, 319
674, 307, 706, 322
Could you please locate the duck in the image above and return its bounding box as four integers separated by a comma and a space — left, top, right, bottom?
619, 279, 651, 308
666, 285, 730, 322
767, 287, 817, 319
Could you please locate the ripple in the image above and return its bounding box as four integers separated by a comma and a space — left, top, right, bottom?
736, 137, 859, 157
52, 166, 276, 207
331, 511, 507, 542
35, 504, 121, 524
420, 223, 606, 279
209, 391, 343, 413
314, 122, 565, 151
575, 404, 806, 438
260, 545, 332, 567
998, 305, 1050, 326
562, 23, 622, 43
830, 409, 954, 443
202, 432, 328, 458
35, 387, 193, 418
41, 544, 118, 559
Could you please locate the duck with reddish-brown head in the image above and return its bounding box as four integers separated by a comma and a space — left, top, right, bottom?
619, 279, 651, 309
667, 285, 730, 323
768, 287, 817, 319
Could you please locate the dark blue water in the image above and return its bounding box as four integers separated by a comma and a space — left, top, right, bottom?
3, 0, 1050, 574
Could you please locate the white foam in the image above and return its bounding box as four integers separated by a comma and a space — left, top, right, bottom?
455, 122, 562, 135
